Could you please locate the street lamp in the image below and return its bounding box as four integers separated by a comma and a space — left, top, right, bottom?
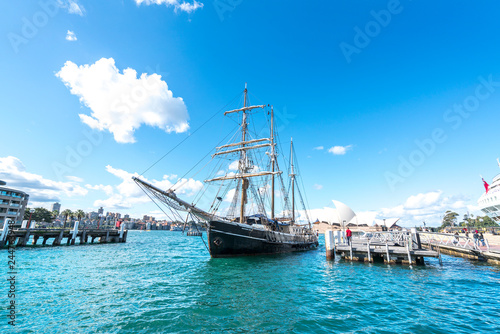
28, 208, 35, 229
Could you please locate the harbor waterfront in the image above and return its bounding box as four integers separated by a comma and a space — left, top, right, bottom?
3, 231, 499, 333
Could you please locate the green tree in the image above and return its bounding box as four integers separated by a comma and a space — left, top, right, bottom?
61, 209, 73, 229
75, 210, 85, 227
75, 210, 85, 221
440, 210, 458, 229
474, 215, 499, 228
24, 207, 54, 225
24, 207, 32, 221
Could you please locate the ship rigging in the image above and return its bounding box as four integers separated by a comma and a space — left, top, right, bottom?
134, 84, 318, 257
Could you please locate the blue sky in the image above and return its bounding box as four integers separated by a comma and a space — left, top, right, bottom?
1, 0, 500, 226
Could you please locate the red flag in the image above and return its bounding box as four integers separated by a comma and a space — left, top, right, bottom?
482, 178, 489, 193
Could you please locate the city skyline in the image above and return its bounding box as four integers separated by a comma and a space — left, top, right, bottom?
2, 1, 500, 226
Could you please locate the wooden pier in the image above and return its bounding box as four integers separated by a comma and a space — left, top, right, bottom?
325, 229, 440, 265
0, 220, 128, 248
419, 232, 500, 265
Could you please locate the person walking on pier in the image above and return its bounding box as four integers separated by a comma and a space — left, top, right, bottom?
479, 232, 485, 247
473, 230, 479, 248
346, 227, 352, 245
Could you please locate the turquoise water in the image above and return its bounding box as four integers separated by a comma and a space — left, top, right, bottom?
3, 231, 500, 333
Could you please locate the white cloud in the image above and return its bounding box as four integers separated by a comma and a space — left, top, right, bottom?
0, 156, 88, 203
134, 0, 204, 13
92, 165, 203, 210
56, 58, 189, 143
296, 206, 338, 224
86, 184, 114, 196
307, 191, 480, 228
328, 145, 352, 155
228, 160, 239, 171
65, 30, 77, 41
224, 188, 236, 202
404, 191, 442, 209
374, 191, 476, 226
313, 146, 324, 150
66, 175, 83, 182
313, 184, 323, 190
58, 0, 85, 16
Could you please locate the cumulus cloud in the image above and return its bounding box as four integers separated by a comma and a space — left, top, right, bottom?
65, 30, 77, 41
92, 165, 203, 210
313, 146, 324, 150
404, 191, 442, 209
66, 175, 84, 182
58, 0, 85, 16
313, 184, 323, 190
298, 206, 337, 223
0, 156, 87, 203
228, 160, 239, 171
56, 57, 189, 143
134, 0, 204, 13
307, 191, 479, 227
372, 191, 477, 226
86, 184, 114, 196
328, 145, 352, 155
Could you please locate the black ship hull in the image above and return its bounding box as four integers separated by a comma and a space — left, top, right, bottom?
208, 220, 319, 258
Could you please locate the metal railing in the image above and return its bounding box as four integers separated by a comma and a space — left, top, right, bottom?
364, 231, 411, 245
419, 232, 489, 252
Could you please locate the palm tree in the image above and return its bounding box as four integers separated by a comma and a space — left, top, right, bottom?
62, 209, 73, 229
75, 210, 85, 228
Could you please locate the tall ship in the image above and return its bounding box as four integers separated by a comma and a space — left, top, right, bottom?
478, 159, 500, 222
133, 85, 318, 257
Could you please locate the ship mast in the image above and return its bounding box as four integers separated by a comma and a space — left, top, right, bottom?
290, 138, 295, 224
271, 106, 275, 219
205, 85, 280, 222
239, 84, 248, 224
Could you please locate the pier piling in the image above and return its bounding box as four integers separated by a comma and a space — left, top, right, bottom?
333, 231, 439, 265
325, 230, 335, 260
0, 227, 128, 248
366, 241, 371, 262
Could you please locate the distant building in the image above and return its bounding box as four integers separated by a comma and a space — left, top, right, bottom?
51, 202, 61, 214
0, 181, 29, 226
124, 214, 130, 219
98, 207, 104, 215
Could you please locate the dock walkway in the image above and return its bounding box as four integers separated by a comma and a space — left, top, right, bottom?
0, 220, 128, 248
326, 229, 439, 265
420, 232, 500, 265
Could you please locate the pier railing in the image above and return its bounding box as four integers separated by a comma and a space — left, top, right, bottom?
364, 231, 411, 246
419, 232, 489, 252
325, 230, 438, 264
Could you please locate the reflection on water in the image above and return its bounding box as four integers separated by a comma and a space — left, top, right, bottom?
4, 231, 500, 333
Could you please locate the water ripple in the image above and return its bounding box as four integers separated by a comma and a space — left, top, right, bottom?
2, 231, 499, 333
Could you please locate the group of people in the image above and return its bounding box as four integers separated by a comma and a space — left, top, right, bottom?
473, 230, 486, 247
454, 228, 486, 247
